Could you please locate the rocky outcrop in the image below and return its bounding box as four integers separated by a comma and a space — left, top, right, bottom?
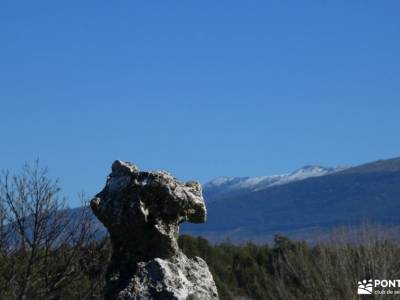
90, 160, 219, 300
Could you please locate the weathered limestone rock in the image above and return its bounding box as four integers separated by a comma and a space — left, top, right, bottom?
91, 160, 219, 300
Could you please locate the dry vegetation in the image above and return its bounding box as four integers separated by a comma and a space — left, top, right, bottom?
179, 226, 400, 300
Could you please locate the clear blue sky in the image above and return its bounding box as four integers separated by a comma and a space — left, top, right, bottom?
1, 1, 400, 206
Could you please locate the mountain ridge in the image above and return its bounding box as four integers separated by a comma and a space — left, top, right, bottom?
203, 165, 349, 202
182, 156, 400, 242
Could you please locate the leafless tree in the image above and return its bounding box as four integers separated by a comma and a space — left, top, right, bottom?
0, 161, 99, 300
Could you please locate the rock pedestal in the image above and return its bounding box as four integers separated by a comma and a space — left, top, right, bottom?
91, 160, 219, 300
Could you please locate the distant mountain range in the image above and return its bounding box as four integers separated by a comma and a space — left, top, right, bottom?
181, 157, 400, 242
73, 157, 400, 243
203, 165, 348, 202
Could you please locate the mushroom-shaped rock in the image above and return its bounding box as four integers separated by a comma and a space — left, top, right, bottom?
91, 160, 219, 300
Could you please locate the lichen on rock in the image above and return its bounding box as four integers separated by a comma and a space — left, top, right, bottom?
91, 160, 219, 300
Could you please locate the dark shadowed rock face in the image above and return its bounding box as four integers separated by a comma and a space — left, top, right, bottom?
91, 160, 219, 300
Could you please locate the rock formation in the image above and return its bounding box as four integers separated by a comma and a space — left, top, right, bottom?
90, 160, 219, 300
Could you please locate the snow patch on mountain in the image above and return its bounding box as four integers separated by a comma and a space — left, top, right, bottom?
203, 165, 349, 199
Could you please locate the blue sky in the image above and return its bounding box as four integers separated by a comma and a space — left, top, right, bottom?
1, 1, 400, 206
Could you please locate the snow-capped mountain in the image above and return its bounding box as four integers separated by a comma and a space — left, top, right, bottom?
181, 157, 400, 243
203, 165, 348, 201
